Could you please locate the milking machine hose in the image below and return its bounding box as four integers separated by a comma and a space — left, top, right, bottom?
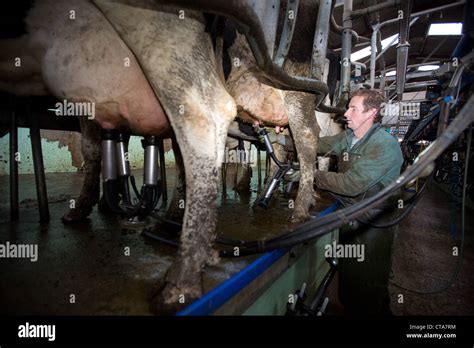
355, 174, 430, 229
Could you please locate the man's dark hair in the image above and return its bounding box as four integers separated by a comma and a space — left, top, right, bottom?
350, 89, 385, 123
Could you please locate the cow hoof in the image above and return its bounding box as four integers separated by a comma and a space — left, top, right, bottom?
150, 281, 200, 316
289, 211, 311, 224
61, 207, 92, 223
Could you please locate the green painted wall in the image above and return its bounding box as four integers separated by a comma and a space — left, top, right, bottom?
0, 129, 176, 175
0, 129, 262, 176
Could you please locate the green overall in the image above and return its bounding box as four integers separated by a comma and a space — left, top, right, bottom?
315, 123, 403, 315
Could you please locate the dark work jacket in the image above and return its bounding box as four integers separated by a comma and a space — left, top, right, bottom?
315, 123, 403, 207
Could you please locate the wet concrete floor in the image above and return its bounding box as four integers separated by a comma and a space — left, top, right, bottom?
389, 183, 474, 315
0, 166, 472, 315
0, 165, 324, 315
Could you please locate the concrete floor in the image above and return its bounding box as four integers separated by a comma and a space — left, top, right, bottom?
389, 182, 474, 315
0, 167, 472, 315
0, 165, 295, 315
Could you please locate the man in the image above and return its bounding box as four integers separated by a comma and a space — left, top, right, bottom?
315, 89, 403, 315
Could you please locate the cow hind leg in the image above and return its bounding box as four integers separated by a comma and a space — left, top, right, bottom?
286, 91, 319, 223
152, 111, 232, 314
164, 138, 186, 223
62, 118, 101, 223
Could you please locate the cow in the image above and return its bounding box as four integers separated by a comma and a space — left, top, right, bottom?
0, 0, 341, 313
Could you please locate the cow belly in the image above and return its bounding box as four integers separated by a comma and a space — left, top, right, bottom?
27, 0, 171, 136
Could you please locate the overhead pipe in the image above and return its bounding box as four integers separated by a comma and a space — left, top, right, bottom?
274, 0, 299, 68
376, 30, 386, 92
368, 17, 418, 88
330, 10, 370, 43
338, 0, 353, 104
379, 1, 465, 28
350, 0, 401, 19
369, 24, 378, 88
395, 0, 413, 102
311, 0, 333, 80
366, 0, 465, 86
383, 61, 441, 74
383, 80, 439, 91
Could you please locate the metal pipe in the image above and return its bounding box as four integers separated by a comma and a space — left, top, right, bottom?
274, 0, 299, 67
330, 11, 343, 33
330, 10, 370, 43
376, 30, 386, 91
368, 17, 418, 87
9, 109, 19, 221
252, 0, 281, 60
383, 60, 441, 74
411, 0, 466, 18
380, 1, 465, 28
28, 102, 50, 223
143, 136, 159, 186
339, 0, 353, 101
101, 130, 117, 181
396, 0, 413, 101
377, 69, 438, 82
311, 0, 333, 80
369, 24, 379, 88
116, 134, 131, 177
350, 0, 400, 19
383, 80, 438, 90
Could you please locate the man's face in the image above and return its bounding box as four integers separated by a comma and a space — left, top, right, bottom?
344, 96, 376, 131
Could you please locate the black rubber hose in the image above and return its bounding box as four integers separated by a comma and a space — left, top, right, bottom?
142, 229, 260, 258
103, 180, 129, 215
357, 175, 430, 228
130, 175, 142, 200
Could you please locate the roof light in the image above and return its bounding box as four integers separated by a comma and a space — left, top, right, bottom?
350, 34, 399, 62
418, 65, 440, 71
428, 23, 462, 36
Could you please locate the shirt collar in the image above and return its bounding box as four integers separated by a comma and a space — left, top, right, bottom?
346, 122, 381, 149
